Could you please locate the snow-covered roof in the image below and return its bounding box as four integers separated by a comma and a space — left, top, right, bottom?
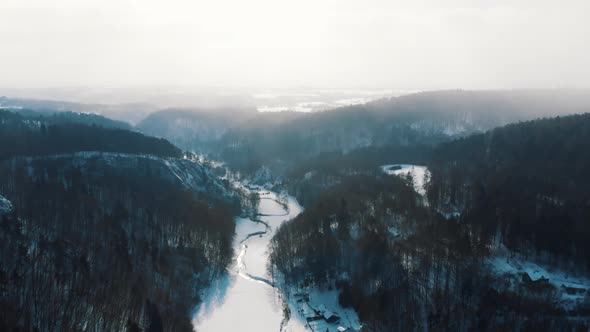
487, 251, 590, 308
323, 310, 335, 319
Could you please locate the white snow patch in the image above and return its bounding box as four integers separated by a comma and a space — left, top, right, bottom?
440, 210, 461, 220
0, 195, 13, 215
388, 225, 399, 238
487, 252, 590, 307
381, 164, 430, 196
286, 287, 362, 332
334, 97, 373, 106
488, 255, 590, 289
257, 106, 292, 113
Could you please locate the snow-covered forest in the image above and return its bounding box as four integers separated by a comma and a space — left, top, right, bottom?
2, 90, 590, 331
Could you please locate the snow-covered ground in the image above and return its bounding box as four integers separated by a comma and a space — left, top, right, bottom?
193, 186, 360, 332
284, 287, 361, 332
253, 88, 405, 113
0, 195, 13, 215
381, 164, 430, 196
487, 249, 590, 308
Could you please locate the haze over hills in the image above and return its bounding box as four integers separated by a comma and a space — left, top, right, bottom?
3, 0, 590, 330
152, 89, 590, 176
5, 88, 590, 177
0, 87, 397, 124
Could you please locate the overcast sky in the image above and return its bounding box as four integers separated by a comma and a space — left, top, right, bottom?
1, 0, 589, 90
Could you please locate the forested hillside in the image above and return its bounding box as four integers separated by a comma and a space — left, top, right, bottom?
0, 112, 244, 331
137, 108, 257, 154
428, 113, 590, 265
269, 113, 590, 331
0, 110, 181, 160
285, 145, 431, 207
14, 109, 133, 130
0, 96, 155, 125
213, 90, 590, 176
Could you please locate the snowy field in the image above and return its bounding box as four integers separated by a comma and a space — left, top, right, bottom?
381, 164, 430, 196
253, 88, 403, 113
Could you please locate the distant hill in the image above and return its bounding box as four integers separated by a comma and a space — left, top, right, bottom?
0, 110, 181, 160
212, 89, 590, 174
136, 107, 258, 153
7, 108, 133, 130
0, 96, 155, 125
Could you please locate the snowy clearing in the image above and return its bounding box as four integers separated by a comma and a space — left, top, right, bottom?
380, 164, 429, 196
487, 251, 590, 307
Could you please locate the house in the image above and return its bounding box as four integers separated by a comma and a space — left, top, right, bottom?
560, 284, 586, 295
323, 310, 341, 324
306, 315, 324, 322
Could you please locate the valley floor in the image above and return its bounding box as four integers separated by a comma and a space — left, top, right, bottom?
192, 185, 360, 332
192, 188, 300, 331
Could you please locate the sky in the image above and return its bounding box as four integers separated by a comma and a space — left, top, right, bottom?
1, 0, 589, 90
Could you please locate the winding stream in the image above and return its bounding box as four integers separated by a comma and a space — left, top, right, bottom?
192, 188, 308, 332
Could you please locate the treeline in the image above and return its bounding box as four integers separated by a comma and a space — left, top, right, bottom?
270, 175, 490, 331
270, 174, 587, 331
285, 145, 431, 207
269, 113, 590, 331
215, 106, 445, 175
428, 113, 590, 266
270, 175, 425, 285
0, 155, 235, 331
0, 110, 182, 160
15, 109, 133, 130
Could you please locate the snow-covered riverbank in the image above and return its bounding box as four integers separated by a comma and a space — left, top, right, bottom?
192, 185, 361, 332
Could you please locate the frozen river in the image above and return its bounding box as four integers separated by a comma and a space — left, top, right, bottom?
192, 188, 308, 332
